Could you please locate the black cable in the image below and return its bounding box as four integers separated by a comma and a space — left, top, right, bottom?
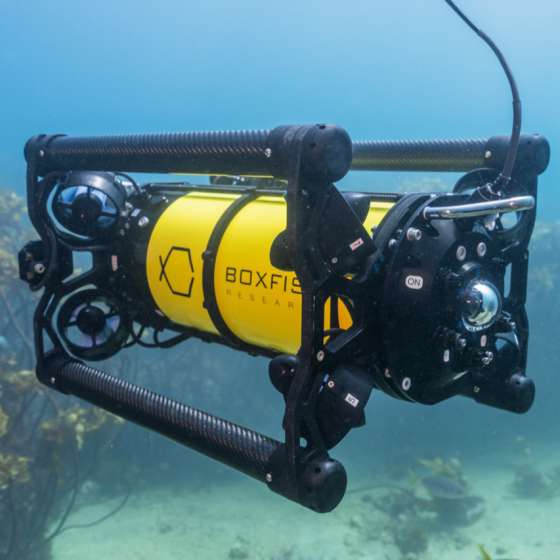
444, 0, 521, 193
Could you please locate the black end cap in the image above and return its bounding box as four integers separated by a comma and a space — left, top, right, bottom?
299, 456, 347, 513
267, 124, 352, 183
300, 124, 353, 183
505, 374, 535, 414
24, 134, 66, 174
485, 134, 550, 176
472, 373, 535, 414
266, 446, 347, 513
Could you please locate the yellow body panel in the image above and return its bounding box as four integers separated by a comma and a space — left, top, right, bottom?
146, 191, 393, 354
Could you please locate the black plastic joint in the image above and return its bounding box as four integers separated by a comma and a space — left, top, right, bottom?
36, 350, 76, 394
472, 373, 535, 414
265, 446, 347, 513
24, 134, 66, 174
484, 134, 550, 176
267, 124, 352, 183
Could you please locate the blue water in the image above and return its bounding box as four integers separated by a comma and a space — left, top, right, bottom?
1, 2, 559, 559
1, 1, 559, 213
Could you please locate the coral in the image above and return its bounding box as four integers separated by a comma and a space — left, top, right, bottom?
510, 463, 550, 499
0, 453, 31, 489
510, 463, 560, 500
3, 368, 38, 393
40, 405, 124, 450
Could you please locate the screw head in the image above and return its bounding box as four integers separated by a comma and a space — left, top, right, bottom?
388, 239, 398, 250
316, 350, 325, 362
331, 257, 338, 264
477, 242, 487, 258
38, 149, 45, 158
327, 380, 335, 389
443, 349, 451, 363
480, 334, 488, 347
401, 377, 412, 391
484, 150, 493, 159
33, 262, 46, 275
264, 148, 272, 158
406, 227, 422, 242
138, 216, 150, 228
473, 385, 481, 394
456, 337, 467, 351
265, 473, 273, 483
49, 377, 56, 385
456, 245, 467, 261
481, 351, 494, 366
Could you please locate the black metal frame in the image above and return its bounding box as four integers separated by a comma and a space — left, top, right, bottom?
19, 124, 550, 512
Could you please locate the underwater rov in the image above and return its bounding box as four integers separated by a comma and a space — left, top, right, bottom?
18, 2, 550, 513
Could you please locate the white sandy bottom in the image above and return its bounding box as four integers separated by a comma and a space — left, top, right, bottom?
52, 464, 560, 560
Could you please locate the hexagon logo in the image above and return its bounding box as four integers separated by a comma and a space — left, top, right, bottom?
159, 246, 195, 298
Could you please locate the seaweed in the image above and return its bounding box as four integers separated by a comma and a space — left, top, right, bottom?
0, 190, 127, 560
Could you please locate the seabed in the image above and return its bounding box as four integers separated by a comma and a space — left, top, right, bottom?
52, 444, 560, 560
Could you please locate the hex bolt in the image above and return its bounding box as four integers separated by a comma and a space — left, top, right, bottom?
264, 148, 272, 158
138, 216, 150, 228
406, 227, 423, 242
456, 245, 467, 261
316, 350, 325, 362
477, 242, 487, 258
265, 473, 273, 483
402, 377, 412, 391
481, 351, 494, 366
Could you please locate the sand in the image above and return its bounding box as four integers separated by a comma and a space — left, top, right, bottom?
52, 452, 560, 560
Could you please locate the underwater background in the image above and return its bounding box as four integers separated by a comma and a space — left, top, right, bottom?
0, 1, 559, 559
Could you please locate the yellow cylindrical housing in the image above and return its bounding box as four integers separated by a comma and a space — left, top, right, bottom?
146, 190, 393, 354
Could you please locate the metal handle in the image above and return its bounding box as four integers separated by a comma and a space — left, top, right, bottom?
422, 195, 535, 221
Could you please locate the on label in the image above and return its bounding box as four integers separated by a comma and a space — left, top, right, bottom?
405, 275, 424, 290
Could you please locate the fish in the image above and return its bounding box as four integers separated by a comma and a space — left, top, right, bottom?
421, 474, 469, 500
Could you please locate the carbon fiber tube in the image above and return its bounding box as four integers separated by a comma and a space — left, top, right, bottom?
43, 355, 280, 481
25, 125, 353, 182
27, 129, 546, 175
351, 138, 487, 171
27, 130, 271, 176
25, 128, 490, 177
